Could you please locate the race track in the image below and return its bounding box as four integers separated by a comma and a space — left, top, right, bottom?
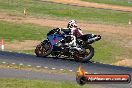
0, 51, 132, 88
0, 51, 132, 74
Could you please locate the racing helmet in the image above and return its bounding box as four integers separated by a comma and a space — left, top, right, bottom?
67, 20, 77, 28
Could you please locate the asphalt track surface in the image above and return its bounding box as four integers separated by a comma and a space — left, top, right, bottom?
0, 51, 132, 88
0, 51, 132, 74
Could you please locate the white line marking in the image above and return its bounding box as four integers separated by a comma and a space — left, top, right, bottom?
44, 67, 48, 69
60, 69, 64, 71
36, 66, 41, 68
19, 63, 23, 66
51, 68, 56, 70
2, 62, 6, 64
12, 63, 15, 65
69, 70, 73, 72
27, 65, 31, 67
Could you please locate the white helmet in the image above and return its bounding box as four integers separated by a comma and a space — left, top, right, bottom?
67, 20, 77, 28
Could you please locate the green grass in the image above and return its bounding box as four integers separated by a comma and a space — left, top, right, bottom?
0, 0, 132, 25
17, 49, 35, 54
83, 30, 131, 64
92, 38, 123, 63
81, 0, 132, 7
0, 21, 50, 41
0, 78, 104, 88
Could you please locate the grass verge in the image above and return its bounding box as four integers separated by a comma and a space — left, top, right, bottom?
0, 0, 132, 25
81, 0, 132, 7
0, 21, 50, 41
0, 78, 105, 88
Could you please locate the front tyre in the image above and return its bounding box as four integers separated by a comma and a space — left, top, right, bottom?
73, 45, 94, 63
35, 40, 52, 57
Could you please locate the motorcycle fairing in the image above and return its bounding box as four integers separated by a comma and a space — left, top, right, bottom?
47, 34, 63, 46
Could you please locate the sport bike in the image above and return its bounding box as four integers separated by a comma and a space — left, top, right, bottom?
35, 28, 101, 62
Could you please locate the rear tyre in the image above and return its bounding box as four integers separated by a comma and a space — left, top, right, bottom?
35, 40, 52, 57
73, 45, 94, 63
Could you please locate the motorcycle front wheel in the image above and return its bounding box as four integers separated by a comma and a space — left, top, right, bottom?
35, 40, 52, 57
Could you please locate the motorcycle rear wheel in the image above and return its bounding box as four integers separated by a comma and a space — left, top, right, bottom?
73, 45, 94, 63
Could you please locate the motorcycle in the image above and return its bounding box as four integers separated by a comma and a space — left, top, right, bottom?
35, 28, 101, 62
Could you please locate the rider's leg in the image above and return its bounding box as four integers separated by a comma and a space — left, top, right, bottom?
69, 35, 76, 46
69, 35, 82, 51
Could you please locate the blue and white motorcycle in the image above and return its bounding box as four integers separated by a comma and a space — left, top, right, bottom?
35, 28, 101, 62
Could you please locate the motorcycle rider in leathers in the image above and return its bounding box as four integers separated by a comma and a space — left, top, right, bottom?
67, 20, 83, 50
57, 20, 84, 50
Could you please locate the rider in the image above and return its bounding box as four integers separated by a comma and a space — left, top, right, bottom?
67, 20, 83, 37
67, 20, 83, 50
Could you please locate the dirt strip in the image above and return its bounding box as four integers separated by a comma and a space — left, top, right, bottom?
48, 0, 132, 12
0, 13, 131, 36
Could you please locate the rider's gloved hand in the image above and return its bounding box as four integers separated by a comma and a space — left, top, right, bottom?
59, 30, 64, 35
